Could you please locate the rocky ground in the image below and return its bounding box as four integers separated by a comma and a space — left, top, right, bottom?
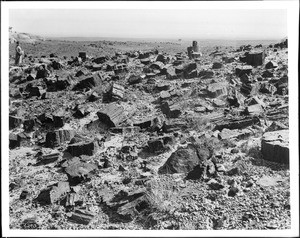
8, 37, 290, 230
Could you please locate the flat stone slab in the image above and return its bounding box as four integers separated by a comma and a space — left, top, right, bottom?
261, 130, 289, 164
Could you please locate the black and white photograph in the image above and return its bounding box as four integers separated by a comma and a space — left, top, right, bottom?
1, 1, 299, 237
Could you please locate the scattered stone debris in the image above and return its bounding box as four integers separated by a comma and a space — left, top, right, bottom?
8, 38, 290, 230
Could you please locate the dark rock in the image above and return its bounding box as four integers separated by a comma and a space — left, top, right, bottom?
20, 190, 29, 199
97, 103, 126, 128
45, 78, 71, 92
226, 167, 240, 176
228, 187, 239, 197
262, 70, 273, 78
235, 65, 253, 77
265, 61, 278, 69
23, 118, 36, 132
36, 152, 60, 165
214, 116, 260, 131
260, 82, 277, 94
147, 138, 167, 154
108, 191, 149, 222
75, 69, 87, 77
208, 179, 224, 190
128, 74, 142, 85
265, 121, 288, 132
79, 52, 87, 61
68, 209, 94, 225
73, 105, 89, 118
186, 164, 204, 180
212, 62, 223, 69
21, 218, 39, 229
161, 101, 181, 118
186, 69, 198, 79
51, 61, 63, 70
240, 83, 260, 96
156, 54, 166, 63
222, 56, 235, 63
45, 130, 75, 148
35, 65, 49, 79
158, 145, 199, 174
149, 61, 165, 70
93, 56, 107, 64
261, 130, 289, 164
66, 140, 98, 157
9, 133, 20, 149
73, 72, 102, 91
9, 116, 23, 130
155, 83, 170, 92
140, 58, 151, 65
35, 182, 70, 205
183, 62, 197, 78
52, 111, 66, 128
240, 51, 265, 66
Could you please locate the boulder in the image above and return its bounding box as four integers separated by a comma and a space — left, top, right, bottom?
160, 90, 171, 100
79, 52, 87, 61
198, 70, 214, 79
35, 182, 70, 205
155, 83, 170, 92
45, 130, 75, 148
240, 51, 265, 66
206, 83, 227, 98
160, 101, 181, 118
212, 62, 223, 69
111, 83, 124, 101
165, 67, 177, 79
262, 70, 273, 78
265, 121, 288, 132
128, 74, 142, 85
92, 56, 107, 64
66, 140, 98, 156
240, 83, 260, 96
68, 209, 94, 225
97, 103, 126, 128
158, 145, 199, 174
149, 61, 164, 70
260, 82, 277, 94
65, 161, 97, 185
245, 104, 263, 116
261, 130, 289, 164
147, 136, 172, 153
72, 73, 102, 91
9, 116, 23, 130
235, 65, 253, 77
9, 133, 20, 149
183, 62, 197, 78
214, 116, 260, 131
218, 128, 252, 140
35, 152, 60, 165
265, 61, 278, 69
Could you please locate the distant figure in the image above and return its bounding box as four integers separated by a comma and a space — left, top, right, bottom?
15, 41, 24, 66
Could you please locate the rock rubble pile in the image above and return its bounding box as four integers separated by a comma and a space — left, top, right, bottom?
9, 38, 290, 230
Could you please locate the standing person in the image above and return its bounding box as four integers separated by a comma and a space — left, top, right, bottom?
15, 41, 24, 66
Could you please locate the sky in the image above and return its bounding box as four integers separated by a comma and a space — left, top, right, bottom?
9, 9, 287, 40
